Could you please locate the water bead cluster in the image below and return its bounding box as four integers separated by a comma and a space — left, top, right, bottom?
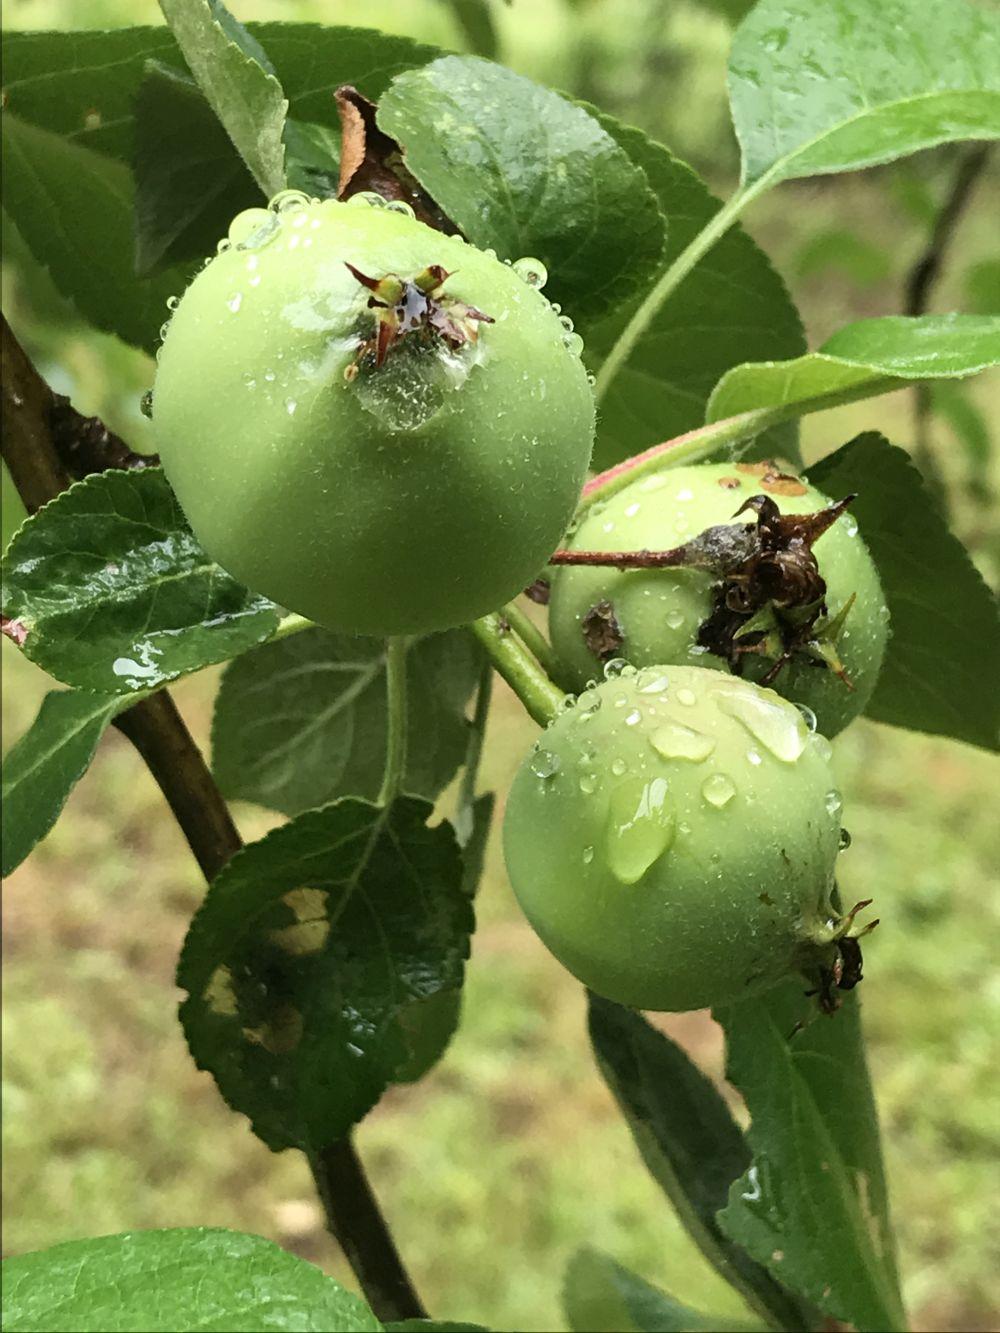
527, 660, 843, 883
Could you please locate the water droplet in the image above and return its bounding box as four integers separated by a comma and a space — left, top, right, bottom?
714, 685, 807, 762
825, 789, 843, 817
139, 389, 153, 419
676, 687, 697, 707
611, 758, 627, 777
811, 735, 833, 763
348, 190, 388, 209
559, 314, 575, 334
652, 721, 716, 762
563, 331, 585, 356
264, 369, 276, 382
285, 398, 298, 415
216, 237, 232, 254
269, 187, 312, 213
579, 773, 598, 795
165, 295, 180, 311
747, 748, 763, 766
346, 1042, 364, 1058
795, 703, 818, 732
227, 293, 243, 313
577, 687, 602, 716
702, 773, 736, 808
385, 199, 416, 217
637, 670, 670, 694
624, 501, 640, 517
842, 515, 859, 537
665, 609, 685, 630
839, 827, 852, 850
640, 473, 666, 492
624, 708, 642, 726
582, 845, 594, 865
158, 321, 171, 341
586, 372, 596, 387
228, 206, 277, 250
529, 749, 561, 780
512, 256, 548, 289
603, 658, 635, 680
605, 777, 675, 884
676, 487, 693, 501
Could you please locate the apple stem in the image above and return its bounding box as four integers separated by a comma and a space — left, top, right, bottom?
378, 635, 410, 806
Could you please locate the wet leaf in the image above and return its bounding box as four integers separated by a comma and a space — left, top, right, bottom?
730, 0, 1000, 191
564, 1248, 763, 1332
211, 628, 482, 815
1, 113, 185, 353
0, 1228, 380, 1332
134, 60, 260, 275
715, 984, 906, 1332
588, 995, 812, 1331
0, 468, 280, 694
376, 57, 665, 320
807, 432, 1000, 751
581, 115, 805, 470
178, 797, 472, 1150
709, 314, 1000, 423
1, 689, 132, 877
159, 0, 287, 198
1, 24, 442, 347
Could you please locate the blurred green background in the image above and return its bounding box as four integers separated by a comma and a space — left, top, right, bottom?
2, 2, 999, 1330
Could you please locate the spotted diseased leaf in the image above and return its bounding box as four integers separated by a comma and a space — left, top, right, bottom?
807, 432, 1000, 751
178, 797, 472, 1150
0, 1228, 380, 1332
730, 0, 1000, 191
376, 56, 665, 321
715, 984, 906, 1333
211, 627, 483, 815
1, 689, 131, 877
0, 468, 280, 694
581, 115, 805, 471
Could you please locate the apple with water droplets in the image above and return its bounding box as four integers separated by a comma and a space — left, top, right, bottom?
152, 193, 594, 636
503, 664, 862, 1012
549, 462, 889, 736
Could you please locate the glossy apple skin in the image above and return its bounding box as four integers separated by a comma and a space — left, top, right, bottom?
154, 198, 594, 636
549, 462, 889, 735
503, 665, 842, 1011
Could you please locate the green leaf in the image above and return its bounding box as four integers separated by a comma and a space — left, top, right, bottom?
564, 1248, 762, 1333
930, 382, 993, 504
1, 469, 280, 695
159, 0, 288, 198
730, 0, 1000, 191
376, 56, 665, 321
1, 23, 442, 347
443, 0, 500, 59
715, 985, 906, 1333
581, 115, 805, 470
283, 119, 341, 198
708, 314, 1000, 423
587, 996, 811, 1331
211, 628, 482, 816
807, 433, 1000, 751
965, 257, 1000, 315
1, 25, 442, 167
459, 792, 495, 899
1, 689, 130, 877
1, 113, 185, 353
178, 797, 472, 1150
133, 60, 260, 275
1, 1227, 380, 1332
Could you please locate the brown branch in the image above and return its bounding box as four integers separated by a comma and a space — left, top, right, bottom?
0, 310, 426, 1325
549, 544, 692, 570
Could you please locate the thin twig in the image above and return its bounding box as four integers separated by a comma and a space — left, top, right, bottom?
549, 545, 691, 569
903, 145, 992, 486
0, 310, 426, 1325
